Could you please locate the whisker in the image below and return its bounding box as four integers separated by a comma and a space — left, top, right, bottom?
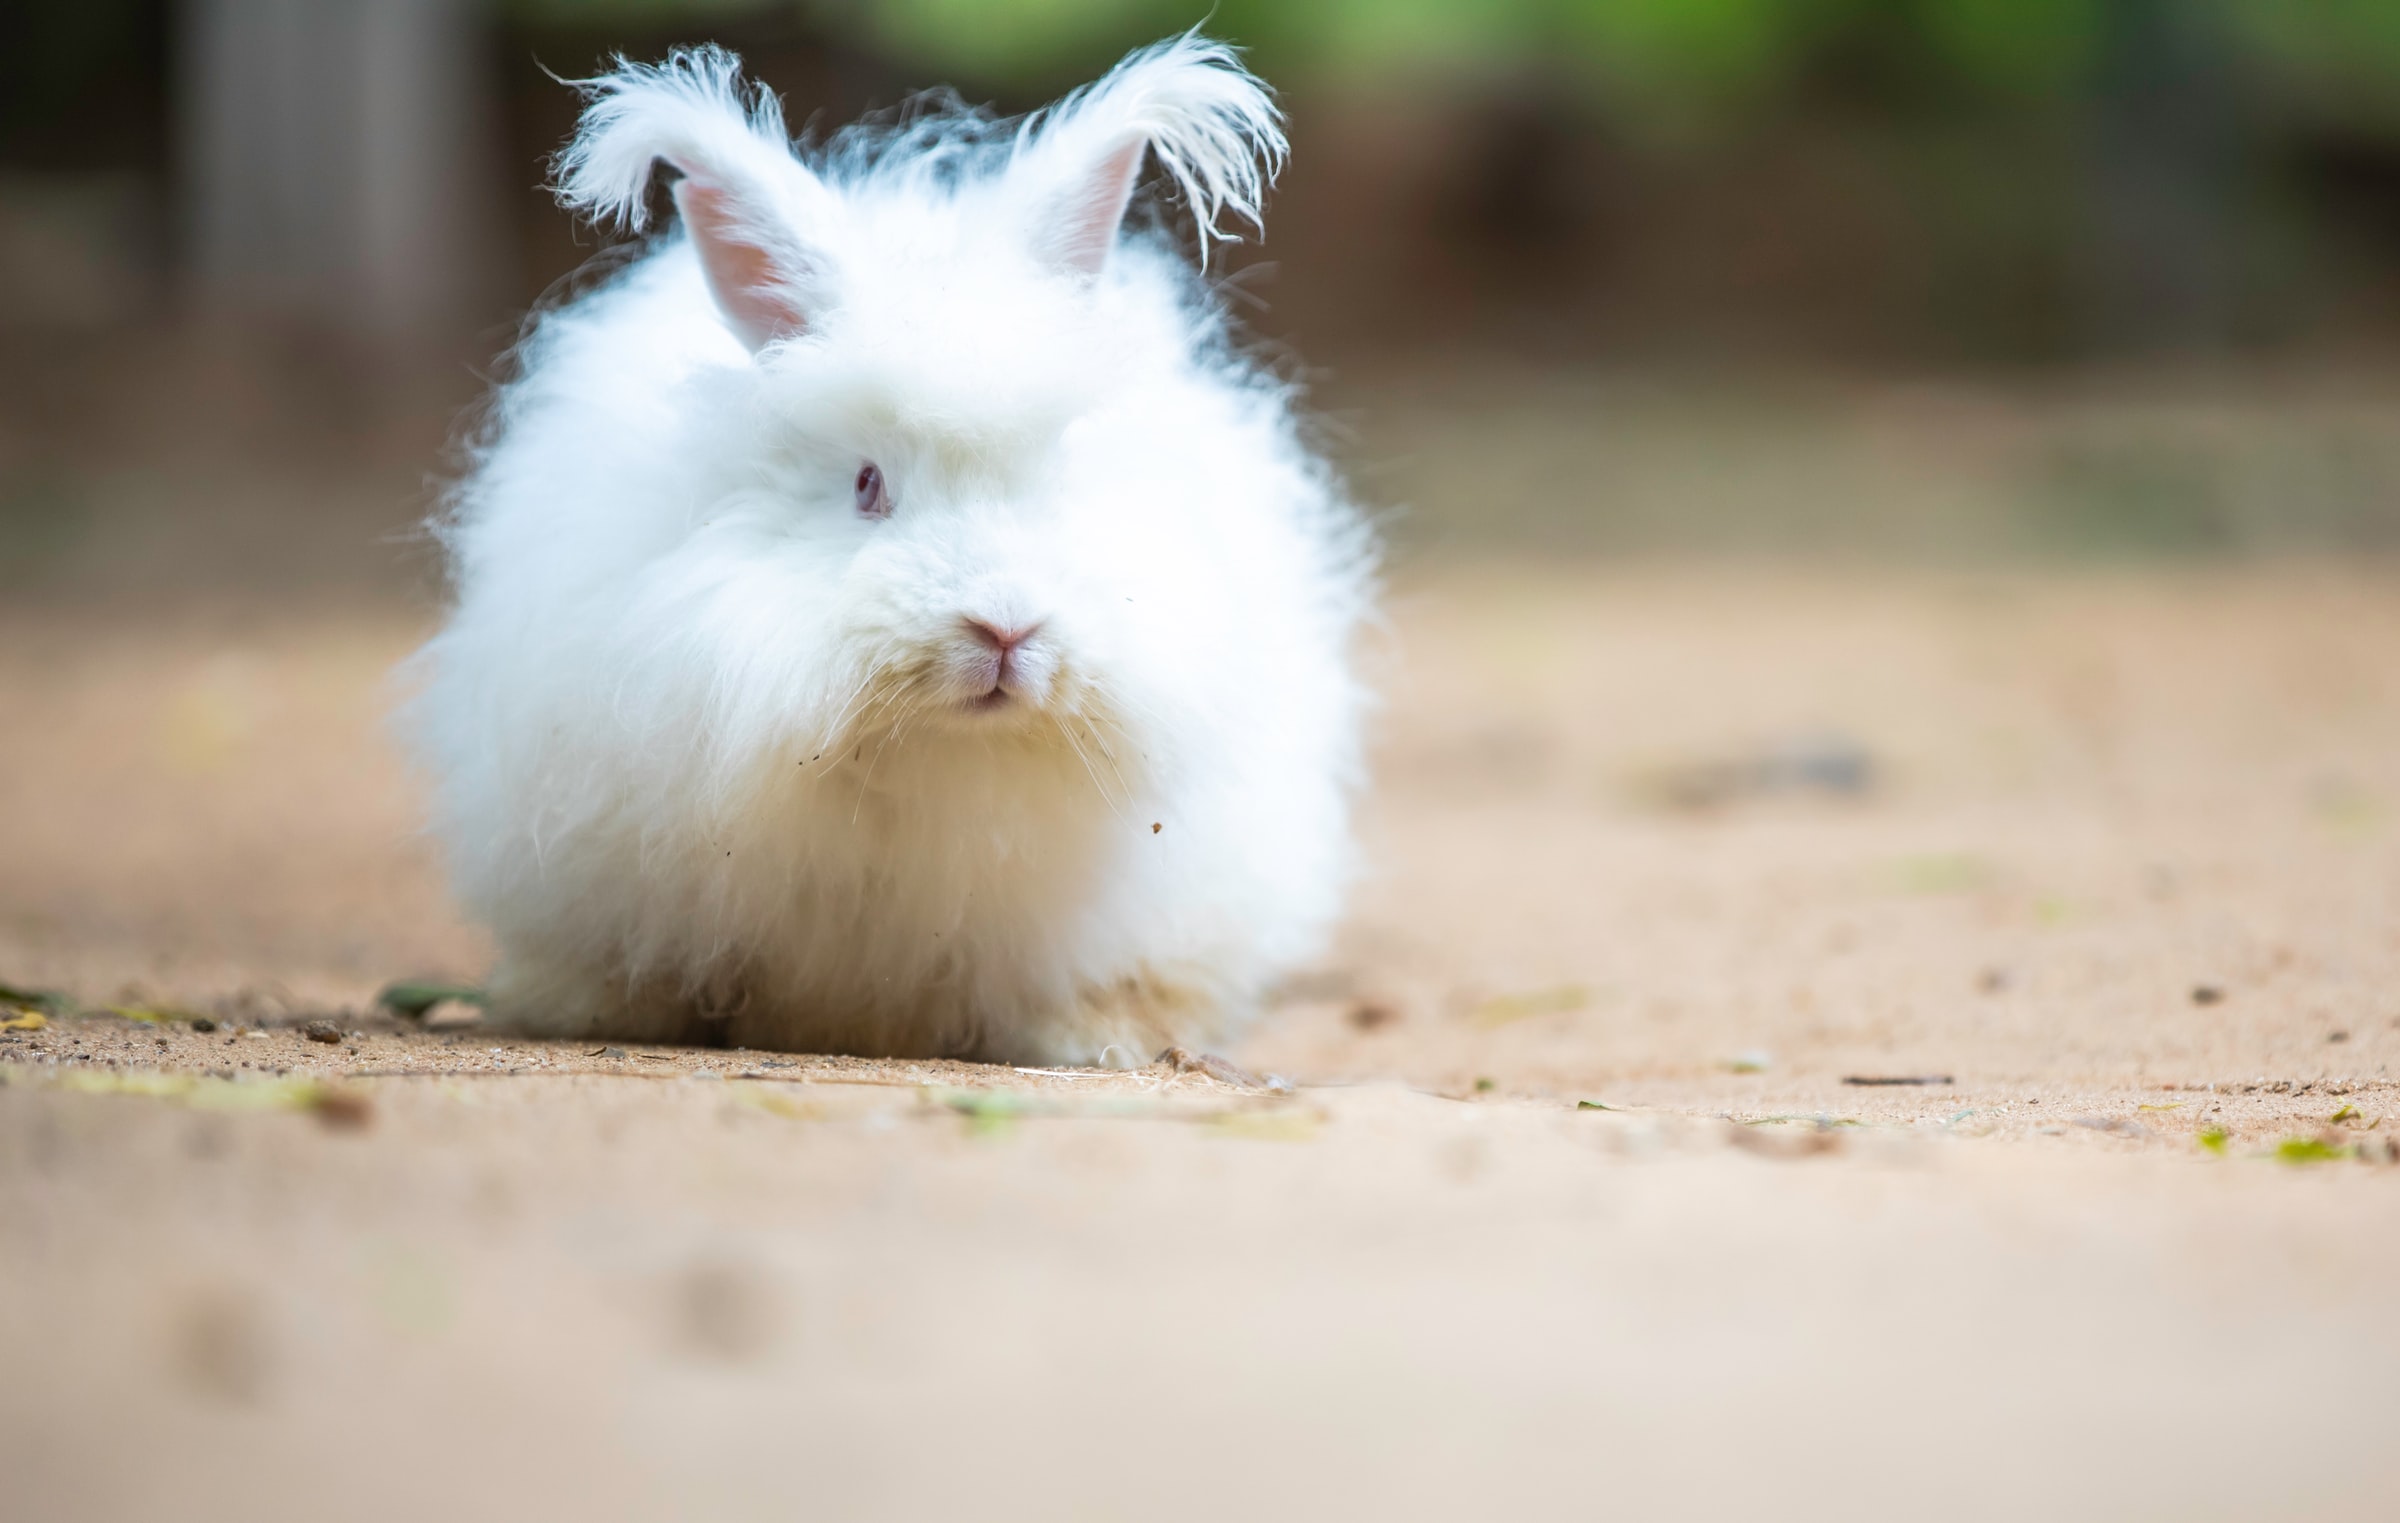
1078, 715, 1136, 803
795, 672, 885, 789
851, 690, 920, 823
816, 673, 875, 739
825, 683, 906, 774
1069, 717, 1130, 810
1059, 718, 1129, 823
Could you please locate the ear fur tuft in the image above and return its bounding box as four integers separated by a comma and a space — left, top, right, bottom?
553, 47, 830, 349
552, 47, 801, 230
1012, 32, 1288, 272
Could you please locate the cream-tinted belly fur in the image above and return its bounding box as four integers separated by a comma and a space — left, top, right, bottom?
479, 728, 1246, 1066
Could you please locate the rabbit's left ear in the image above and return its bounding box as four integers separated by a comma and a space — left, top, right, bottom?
553, 47, 836, 351
1012, 34, 1287, 278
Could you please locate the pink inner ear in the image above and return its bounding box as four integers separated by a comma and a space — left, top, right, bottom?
1046, 137, 1148, 277
672, 176, 809, 350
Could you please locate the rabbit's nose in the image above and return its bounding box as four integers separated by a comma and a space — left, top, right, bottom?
962, 617, 1042, 655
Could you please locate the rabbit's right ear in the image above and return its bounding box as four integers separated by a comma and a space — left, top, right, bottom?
553, 48, 834, 351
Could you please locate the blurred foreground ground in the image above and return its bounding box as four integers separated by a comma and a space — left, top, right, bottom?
4, 368, 2400, 1518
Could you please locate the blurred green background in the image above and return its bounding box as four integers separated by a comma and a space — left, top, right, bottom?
4, 0, 2400, 584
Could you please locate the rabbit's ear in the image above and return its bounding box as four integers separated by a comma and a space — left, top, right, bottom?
666, 173, 816, 350
1011, 33, 1287, 278
553, 47, 833, 350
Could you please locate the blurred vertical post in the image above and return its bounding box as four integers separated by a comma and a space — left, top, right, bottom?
178, 0, 506, 348
2084, 0, 2241, 355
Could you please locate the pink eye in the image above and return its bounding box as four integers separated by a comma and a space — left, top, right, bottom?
854, 462, 890, 520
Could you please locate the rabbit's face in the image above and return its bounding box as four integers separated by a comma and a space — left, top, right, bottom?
698, 270, 1171, 761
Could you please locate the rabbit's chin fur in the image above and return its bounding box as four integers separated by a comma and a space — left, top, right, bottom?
400, 38, 1375, 1067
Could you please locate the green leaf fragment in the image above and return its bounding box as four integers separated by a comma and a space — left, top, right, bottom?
1894, 853, 1990, 894
2274, 1137, 2352, 1164
1470, 985, 1588, 1028
60, 1070, 196, 1099
2197, 1129, 2229, 1155
0, 981, 75, 1017
939, 1089, 1031, 1137
52, 1070, 350, 1114
729, 1084, 819, 1120
108, 1004, 208, 1025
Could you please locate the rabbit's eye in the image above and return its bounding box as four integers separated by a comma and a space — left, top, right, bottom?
854, 462, 891, 520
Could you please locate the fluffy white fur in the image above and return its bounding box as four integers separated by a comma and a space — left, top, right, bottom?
403, 35, 1373, 1066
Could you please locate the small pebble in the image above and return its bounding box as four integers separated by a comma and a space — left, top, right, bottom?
190, 1018, 217, 1033
302, 1020, 343, 1044
2190, 986, 2224, 1006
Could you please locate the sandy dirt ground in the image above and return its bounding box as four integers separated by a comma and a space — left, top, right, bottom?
4, 563, 2398, 1520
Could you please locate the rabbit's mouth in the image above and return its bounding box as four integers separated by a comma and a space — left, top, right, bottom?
959, 675, 1052, 719
940, 615, 1059, 717
923, 666, 1041, 724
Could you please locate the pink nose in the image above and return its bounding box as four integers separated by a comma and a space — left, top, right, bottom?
963, 618, 1041, 655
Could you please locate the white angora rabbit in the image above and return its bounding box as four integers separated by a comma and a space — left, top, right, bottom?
404, 36, 1375, 1065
